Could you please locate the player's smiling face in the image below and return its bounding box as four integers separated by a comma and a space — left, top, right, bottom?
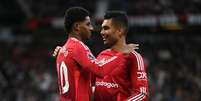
101, 19, 119, 47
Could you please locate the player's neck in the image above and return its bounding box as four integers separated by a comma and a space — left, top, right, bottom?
111, 38, 126, 52
68, 33, 82, 41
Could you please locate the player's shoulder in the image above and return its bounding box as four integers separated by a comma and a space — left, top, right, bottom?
68, 37, 89, 50
130, 50, 143, 60
99, 49, 113, 55
101, 49, 111, 53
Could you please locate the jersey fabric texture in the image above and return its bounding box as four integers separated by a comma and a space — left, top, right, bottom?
56, 38, 125, 101
94, 49, 148, 101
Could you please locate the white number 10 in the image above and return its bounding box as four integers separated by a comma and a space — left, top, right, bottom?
60, 61, 69, 94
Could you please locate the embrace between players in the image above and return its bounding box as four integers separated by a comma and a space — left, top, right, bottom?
52, 7, 148, 101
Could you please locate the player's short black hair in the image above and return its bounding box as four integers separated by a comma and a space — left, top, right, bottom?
64, 7, 89, 33
104, 11, 129, 34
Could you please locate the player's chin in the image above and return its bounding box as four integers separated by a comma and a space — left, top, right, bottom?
86, 34, 91, 39
88, 36, 91, 39
103, 40, 107, 45
104, 41, 112, 48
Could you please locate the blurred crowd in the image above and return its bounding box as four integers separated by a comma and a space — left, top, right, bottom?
0, 0, 201, 101
1, 0, 201, 25
0, 28, 59, 101
135, 34, 201, 101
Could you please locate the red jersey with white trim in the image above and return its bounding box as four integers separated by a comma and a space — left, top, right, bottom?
94, 50, 148, 101
56, 37, 125, 101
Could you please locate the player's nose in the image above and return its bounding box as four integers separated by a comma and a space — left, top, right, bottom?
89, 25, 94, 31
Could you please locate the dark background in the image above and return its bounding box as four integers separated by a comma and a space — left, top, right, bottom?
0, 0, 201, 101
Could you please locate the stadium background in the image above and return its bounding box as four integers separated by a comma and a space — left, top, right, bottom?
0, 0, 201, 101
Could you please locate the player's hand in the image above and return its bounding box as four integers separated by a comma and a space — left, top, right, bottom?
52, 46, 62, 57
121, 44, 139, 55
128, 43, 139, 50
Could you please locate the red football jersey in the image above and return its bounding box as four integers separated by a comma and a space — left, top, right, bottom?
56, 38, 125, 101
94, 49, 148, 101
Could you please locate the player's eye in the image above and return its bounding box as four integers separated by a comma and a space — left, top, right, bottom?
102, 26, 109, 30
86, 22, 92, 26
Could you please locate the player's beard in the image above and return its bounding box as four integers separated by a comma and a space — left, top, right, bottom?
104, 38, 118, 49
80, 31, 91, 41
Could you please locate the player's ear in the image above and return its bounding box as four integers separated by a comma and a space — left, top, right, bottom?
117, 27, 124, 36
73, 23, 80, 32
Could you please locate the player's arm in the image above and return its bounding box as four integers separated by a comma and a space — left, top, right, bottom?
126, 51, 148, 101
72, 43, 126, 78
52, 44, 138, 57
128, 43, 139, 50
52, 45, 125, 78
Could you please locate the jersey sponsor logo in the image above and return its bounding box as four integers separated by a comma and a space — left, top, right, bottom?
96, 81, 119, 88
137, 72, 147, 80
